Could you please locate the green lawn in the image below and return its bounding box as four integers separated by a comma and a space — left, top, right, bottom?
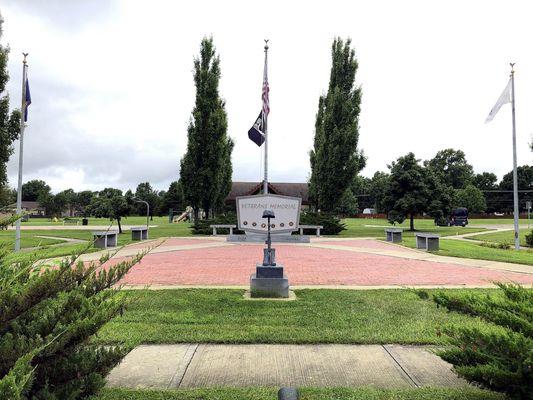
94, 387, 503, 400
401, 237, 533, 266
340, 218, 486, 238
94, 289, 494, 348
468, 228, 531, 247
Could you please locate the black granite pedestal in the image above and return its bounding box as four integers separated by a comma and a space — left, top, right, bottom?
250, 264, 289, 298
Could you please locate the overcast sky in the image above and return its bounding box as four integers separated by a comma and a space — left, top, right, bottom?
2, 0, 532, 193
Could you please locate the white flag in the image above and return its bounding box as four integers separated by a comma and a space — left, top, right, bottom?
485, 80, 511, 123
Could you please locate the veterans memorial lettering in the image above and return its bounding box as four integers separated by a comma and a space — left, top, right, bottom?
236, 194, 302, 234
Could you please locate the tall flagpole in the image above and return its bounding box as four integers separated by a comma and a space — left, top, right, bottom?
510, 63, 520, 250
263, 40, 269, 195
15, 53, 28, 252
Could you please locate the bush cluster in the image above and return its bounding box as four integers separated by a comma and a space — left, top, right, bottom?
526, 230, 533, 247
0, 215, 144, 399
431, 283, 532, 399
299, 212, 346, 235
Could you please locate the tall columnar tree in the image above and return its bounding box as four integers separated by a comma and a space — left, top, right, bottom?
0, 13, 21, 189
309, 37, 364, 212
180, 37, 234, 220
424, 148, 474, 189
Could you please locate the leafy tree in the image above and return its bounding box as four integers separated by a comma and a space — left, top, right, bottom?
38, 192, 67, 218
161, 180, 185, 215
350, 176, 372, 212
384, 153, 432, 230
76, 190, 95, 217
87, 188, 128, 233
0, 185, 15, 208
335, 188, 358, 216
430, 283, 532, 399
309, 37, 365, 212
0, 14, 21, 188
21, 179, 50, 201
425, 148, 474, 189
472, 172, 498, 191
180, 37, 234, 220
368, 171, 390, 213
56, 188, 77, 216
134, 182, 161, 220
0, 214, 145, 399
499, 165, 533, 212
455, 185, 487, 214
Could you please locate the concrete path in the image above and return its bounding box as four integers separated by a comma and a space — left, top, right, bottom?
106, 344, 466, 390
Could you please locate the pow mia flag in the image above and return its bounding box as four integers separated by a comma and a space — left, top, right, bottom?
248, 111, 266, 146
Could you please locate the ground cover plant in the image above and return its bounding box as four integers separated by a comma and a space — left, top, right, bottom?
420, 283, 532, 399
94, 289, 493, 348
93, 386, 504, 400
0, 215, 145, 399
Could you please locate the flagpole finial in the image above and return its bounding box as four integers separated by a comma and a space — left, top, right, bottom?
22, 52, 28, 64
510, 62, 515, 75
264, 39, 269, 51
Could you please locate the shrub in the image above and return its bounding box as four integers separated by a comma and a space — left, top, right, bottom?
526, 230, 533, 247
479, 241, 512, 250
192, 213, 243, 235
0, 215, 145, 399
431, 283, 532, 399
299, 212, 346, 235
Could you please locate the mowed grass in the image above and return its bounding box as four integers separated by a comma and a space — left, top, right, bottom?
339, 218, 486, 238
468, 228, 531, 247
94, 289, 493, 348
94, 387, 504, 400
401, 236, 533, 266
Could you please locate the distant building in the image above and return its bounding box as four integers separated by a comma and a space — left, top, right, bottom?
226, 182, 310, 209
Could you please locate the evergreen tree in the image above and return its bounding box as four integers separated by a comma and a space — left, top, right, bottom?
0, 13, 21, 189
309, 37, 364, 212
162, 180, 185, 215
134, 182, 161, 220
0, 214, 145, 399
429, 283, 532, 399
180, 37, 234, 220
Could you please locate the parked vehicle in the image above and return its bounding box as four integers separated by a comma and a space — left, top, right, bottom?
449, 207, 468, 227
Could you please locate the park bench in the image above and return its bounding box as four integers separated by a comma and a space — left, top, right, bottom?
298, 225, 324, 237
63, 218, 79, 226
131, 226, 148, 241
210, 224, 237, 236
415, 232, 440, 251
385, 227, 403, 243
92, 230, 118, 249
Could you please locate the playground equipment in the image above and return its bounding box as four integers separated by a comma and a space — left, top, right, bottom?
169, 206, 193, 223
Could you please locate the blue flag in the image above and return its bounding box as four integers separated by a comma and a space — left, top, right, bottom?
24, 78, 31, 122
248, 111, 265, 146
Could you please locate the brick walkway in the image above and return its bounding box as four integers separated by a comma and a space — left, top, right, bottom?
104, 238, 533, 287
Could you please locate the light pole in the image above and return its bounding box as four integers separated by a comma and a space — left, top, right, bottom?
133, 197, 149, 228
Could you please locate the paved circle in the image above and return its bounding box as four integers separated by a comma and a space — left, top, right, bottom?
111, 238, 533, 287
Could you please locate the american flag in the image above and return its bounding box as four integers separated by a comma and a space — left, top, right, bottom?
262, 59, 270, 118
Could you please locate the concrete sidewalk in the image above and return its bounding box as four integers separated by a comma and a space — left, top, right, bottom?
106, 344, 467, 390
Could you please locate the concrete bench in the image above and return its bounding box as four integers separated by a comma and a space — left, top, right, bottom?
92, 231, 118, 249
415, 233, 440, 251
385, 228, 403, 243
298, 225, 324, 237
210, 224, 236, 236
131, 226, 148, 241
63, 218, 79, 225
